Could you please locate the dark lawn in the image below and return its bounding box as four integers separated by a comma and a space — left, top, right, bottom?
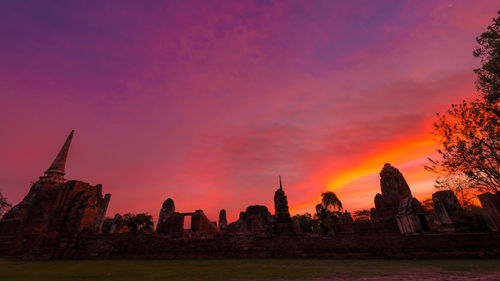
1, 258, 500, 281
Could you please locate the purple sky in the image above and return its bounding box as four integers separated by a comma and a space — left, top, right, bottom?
0, 0, 497, 222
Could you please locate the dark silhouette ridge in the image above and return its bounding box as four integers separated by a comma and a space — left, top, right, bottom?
0, 133, 500, 259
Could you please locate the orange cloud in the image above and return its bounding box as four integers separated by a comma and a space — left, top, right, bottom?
326, 133, 436, 190
290, 132, 438, 214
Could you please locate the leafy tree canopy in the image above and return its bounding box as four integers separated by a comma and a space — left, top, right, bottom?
292, 213, 317, 234
427, 12, 500, 194
315, 191, 342, 235
474, 10, 500, 103
123, 213, 154, 232
433, 174, 480, 210
426, 100, 499, 193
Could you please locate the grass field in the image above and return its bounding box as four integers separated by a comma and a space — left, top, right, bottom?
1, 258, 500, 281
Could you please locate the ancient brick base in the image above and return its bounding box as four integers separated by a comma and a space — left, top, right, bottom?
9, 232, 500, 260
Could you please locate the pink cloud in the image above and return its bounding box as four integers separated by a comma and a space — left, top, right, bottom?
0, 1, 497, 223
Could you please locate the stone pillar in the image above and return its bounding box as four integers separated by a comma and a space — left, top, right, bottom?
432, 190, 468, 232
110, 213, 127, 234
156, 198, 175, 232
218, 209, 228, 231
478, 192, 500, 231
94, 192, 111, 232
396, 197, 428, 234
372, 164, 414, 231
379, 163, 412, 205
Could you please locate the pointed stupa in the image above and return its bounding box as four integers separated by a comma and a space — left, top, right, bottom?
274, 175, 294, 234
39, 130, 74, 182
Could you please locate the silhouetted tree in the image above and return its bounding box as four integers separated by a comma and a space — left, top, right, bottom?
426, 100, 499, 193
315, 191, 342, 235
0, 191, 11, 218
434, 174, 480, 210
320, 191, 342, 212
427, 12, 500, 193
292, 213, 318, 234
473, 10, 500, 103
123, 213, 154, 232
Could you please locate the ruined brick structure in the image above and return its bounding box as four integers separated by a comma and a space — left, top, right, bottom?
156, 198, 176, 232
155, 198, 219, 237
227, 205, 274, 235
0, 131, 110, 257
372, 163, 429, 234
156, 212, 184, 237
58, 232, 500, 260
218, 209, 228, 231
432, 190, 469, 232
191, 210, 219, 236
478, 192, 500, 231
273, 176, 294, 235
109, 214, 129, 234
373, 163, 411, 226
396, 196, 429, 233
95, 193, 111, 231
2, 135, 500, 260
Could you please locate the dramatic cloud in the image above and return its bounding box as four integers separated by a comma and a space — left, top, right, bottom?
0, 0, 497, 222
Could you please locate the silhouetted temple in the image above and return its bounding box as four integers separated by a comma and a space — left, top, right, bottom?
273, 176, 294, 234
0, 131, 111, 257
1, 132, 500, 259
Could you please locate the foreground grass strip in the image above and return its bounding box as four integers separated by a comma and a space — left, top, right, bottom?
1, 259, 500, 281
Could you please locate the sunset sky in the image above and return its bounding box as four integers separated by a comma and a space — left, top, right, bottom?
0, 1, 498, 222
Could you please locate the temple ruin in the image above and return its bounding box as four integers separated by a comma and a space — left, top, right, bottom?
155, 198, 219, 237
0, 131, 111, 257
432, 190, 469, 232
273, 176, 294, 235
109, 214, 128, 234
478, 192, 500, 231
1, 132, 500, 259
218, 209, 228, 232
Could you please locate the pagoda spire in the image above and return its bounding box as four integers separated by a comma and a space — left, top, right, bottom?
274, 175, 294, 234
40, 130, 74, 183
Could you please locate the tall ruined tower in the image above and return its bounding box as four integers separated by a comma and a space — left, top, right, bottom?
273, 176, 294, 234
39, 130, 74, 183
0, 130, 111, 257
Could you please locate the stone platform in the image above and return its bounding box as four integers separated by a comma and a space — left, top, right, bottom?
30, 232, 500, 260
